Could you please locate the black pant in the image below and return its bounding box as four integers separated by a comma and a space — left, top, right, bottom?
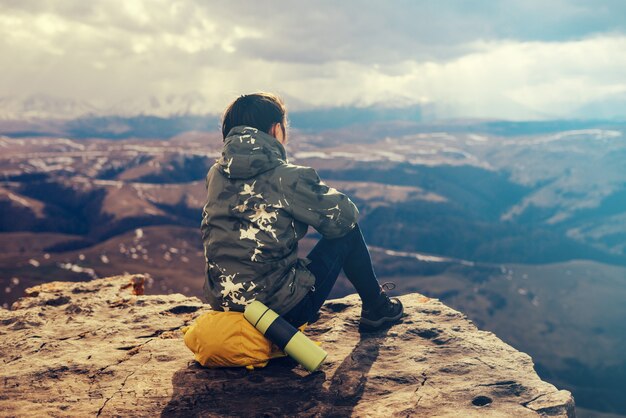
284, 223, 382, 327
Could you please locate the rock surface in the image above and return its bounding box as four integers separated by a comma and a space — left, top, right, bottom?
0, 274, 575, 417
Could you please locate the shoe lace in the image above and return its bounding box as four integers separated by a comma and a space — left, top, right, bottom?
372, 282, 398, 313
380, 282, 396, 292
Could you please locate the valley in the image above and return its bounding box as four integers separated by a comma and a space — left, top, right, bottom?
1, 121, 625, 415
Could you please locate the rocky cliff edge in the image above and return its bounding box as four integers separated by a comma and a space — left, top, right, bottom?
0, 274, 575, 417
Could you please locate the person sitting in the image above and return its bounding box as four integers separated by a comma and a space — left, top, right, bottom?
200, 92, 403, 331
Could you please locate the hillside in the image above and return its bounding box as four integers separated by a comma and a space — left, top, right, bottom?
1, 122, 625, 415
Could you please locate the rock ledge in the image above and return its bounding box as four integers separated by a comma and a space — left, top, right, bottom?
0, 275, 575, 417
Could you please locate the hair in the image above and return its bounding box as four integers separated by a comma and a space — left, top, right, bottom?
221, 92, 288, 140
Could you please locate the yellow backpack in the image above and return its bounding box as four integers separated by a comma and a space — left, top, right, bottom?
182, 310, 306, 370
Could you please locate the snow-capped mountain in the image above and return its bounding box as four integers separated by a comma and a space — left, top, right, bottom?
0, 92, 213, 120
0, 94, 99, 120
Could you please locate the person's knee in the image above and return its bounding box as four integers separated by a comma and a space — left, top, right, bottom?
339, 223, 362, 244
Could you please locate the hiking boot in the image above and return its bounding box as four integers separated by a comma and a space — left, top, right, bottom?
359, 282, 404, 331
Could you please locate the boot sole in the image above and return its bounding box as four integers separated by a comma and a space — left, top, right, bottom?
359, 309, 404, 329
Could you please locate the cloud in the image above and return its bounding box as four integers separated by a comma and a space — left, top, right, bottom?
1, 0, 625, 119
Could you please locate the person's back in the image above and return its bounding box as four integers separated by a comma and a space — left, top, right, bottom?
201, 92, 403, 330
201, 124, 358, 314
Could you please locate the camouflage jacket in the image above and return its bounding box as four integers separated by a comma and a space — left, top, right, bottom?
200, 126, 359, 314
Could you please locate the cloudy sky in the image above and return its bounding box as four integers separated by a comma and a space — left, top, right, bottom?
2, 0, 626, 120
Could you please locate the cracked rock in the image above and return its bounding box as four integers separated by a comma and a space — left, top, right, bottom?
0, 274, 575, 417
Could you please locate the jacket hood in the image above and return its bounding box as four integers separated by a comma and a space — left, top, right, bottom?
217, 126, 288, 179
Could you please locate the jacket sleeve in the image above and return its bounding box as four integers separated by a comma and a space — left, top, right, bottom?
286, 167, 359, 239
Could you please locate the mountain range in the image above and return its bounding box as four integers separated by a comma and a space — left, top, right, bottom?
1, 118, 626, 416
